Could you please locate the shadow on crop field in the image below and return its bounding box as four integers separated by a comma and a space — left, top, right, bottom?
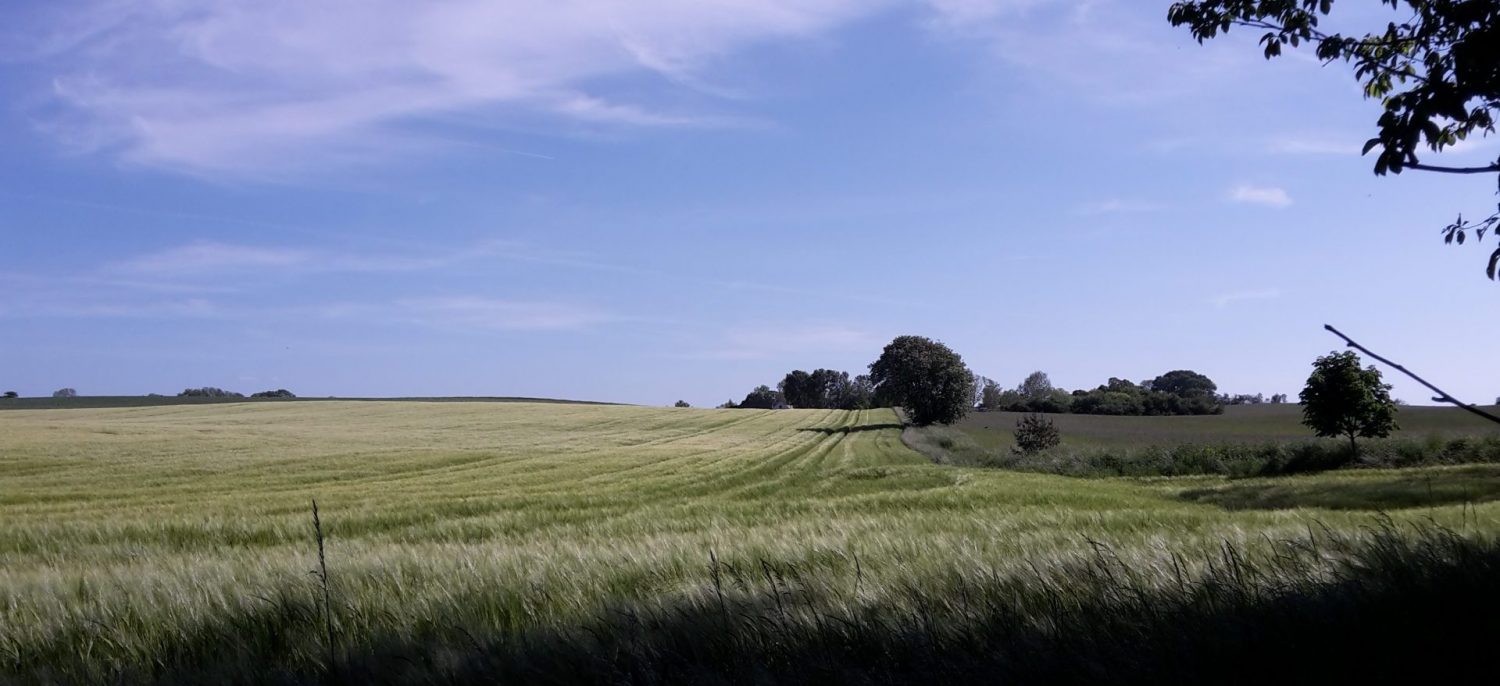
798, 423, 904, 435
46, 522, 1500, 685
1180, 464, 1500, 511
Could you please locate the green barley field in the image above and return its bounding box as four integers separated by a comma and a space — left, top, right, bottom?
5, 401, 1500, 683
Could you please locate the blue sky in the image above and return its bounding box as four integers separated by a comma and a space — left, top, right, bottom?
2, 0, 1496, 407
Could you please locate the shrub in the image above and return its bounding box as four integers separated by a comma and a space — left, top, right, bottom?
1013, 413, 1061, 454
52, 388, 77, 398
673, 400, 690, 408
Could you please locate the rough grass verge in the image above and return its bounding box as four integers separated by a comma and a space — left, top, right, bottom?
910, 424, 1500, 478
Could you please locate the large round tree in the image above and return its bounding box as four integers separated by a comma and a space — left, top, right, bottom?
1299, 351, 1399, 457
868, 335, 974, 426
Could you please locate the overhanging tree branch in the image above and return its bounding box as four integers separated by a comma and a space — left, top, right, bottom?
1406, 163, 1500, 175
1324, 324, 1500, 426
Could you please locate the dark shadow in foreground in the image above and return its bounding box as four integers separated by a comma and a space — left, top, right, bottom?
23, 522, 1500, 685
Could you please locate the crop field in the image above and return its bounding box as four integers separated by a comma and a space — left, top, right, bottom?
5, 402, 1500, 682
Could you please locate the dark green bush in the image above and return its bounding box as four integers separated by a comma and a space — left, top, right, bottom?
990, 435, 1500, 479
1013, 414, 1061, 454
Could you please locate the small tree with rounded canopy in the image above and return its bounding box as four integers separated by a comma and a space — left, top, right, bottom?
1300, 351, 1399, 457
673, 400, 691, 408
1150, 370, 1218, 399
52, 388, 77, 398
868, 335, 974, 426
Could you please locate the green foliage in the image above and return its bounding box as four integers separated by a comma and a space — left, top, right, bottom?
978, 378, 1003, 410
251, 389, 296, 398
1071, 388, 1144, 415
778, 368, 864, 409
179, 387, 244, 398
1168, 0, 1500, 278
1070, 374, 1223, 416
977, 372, 1224, 417
1013, 413, 1061, 454
1018, 370, 1054, 400
868, 335, 974, 426
1151, 370, 1217, 399
736, 385, 783, 410
1300, 351, 1399, 455
778, 370, 815, 408
52, 388, 76, 398
928, 432, 1500, 480
831, 373, 877, 410
673, 400, 690, 408
2, 391, 16, 399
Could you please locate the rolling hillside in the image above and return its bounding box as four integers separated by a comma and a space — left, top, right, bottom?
4, 401, 1500, 682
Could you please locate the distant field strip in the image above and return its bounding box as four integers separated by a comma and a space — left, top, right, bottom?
3, 402, 1499, 680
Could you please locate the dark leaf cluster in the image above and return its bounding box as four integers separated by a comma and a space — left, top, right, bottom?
178, 387, 245, 398
979, 370, 1225, 416
868, 335, 974, 426
1169, 0, 1500, 279
251, 389, 296, 398
1300, 350, 1399, 455
1013, 413, 1062, 454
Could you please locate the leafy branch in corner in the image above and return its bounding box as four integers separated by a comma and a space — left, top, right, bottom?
1169, 1, 1500, 279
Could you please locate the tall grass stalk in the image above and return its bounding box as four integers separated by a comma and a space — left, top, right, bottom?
312, 498, 335, 673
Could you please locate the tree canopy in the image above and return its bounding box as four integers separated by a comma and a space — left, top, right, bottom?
251, 389, 296, 398
1150, 370, 1218, 399
778, 369, 853, 409
737, 385, 784, 410
179, 387, 244, 398
868, 335, 974, 426
1299, 350, 1399, 455
1169, 0, 1500, 278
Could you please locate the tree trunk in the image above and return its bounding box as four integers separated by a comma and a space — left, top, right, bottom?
1348, 432, 1359, 460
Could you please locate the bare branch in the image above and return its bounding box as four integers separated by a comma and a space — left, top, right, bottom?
1405, 162, 1500, 175
1324, 324, 1500, 426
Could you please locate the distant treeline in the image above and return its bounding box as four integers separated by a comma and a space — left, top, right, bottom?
721, 369, 881, 410
175, 387, 296, 399
723, 366, 1283, 418
975, 370, 1271, 416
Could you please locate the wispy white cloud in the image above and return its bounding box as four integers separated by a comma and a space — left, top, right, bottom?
686, 324, 877, 360
11, 0, 888, 176
111, 242, 311, 276
1210, 288, 1282, 308
0, 295, 223, 320
1077, 198, 1164, 215
107, 240, 513, 278
388, 296, 619, 332
1436, 136, 1500, 158
1229, 184, 1292, 208
923, 0, 1272, 106
1268, 135, 1359, 156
